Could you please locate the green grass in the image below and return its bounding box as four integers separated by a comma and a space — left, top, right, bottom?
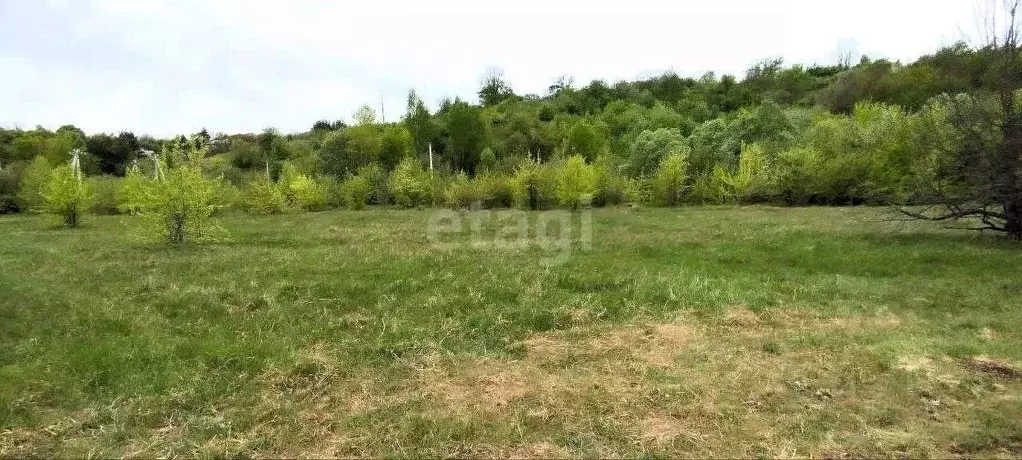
1, 206, 1021, 457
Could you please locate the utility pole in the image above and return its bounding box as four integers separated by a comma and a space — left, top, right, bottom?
428, 142, 434, 174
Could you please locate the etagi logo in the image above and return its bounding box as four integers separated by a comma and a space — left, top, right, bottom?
426, 205, 592, 266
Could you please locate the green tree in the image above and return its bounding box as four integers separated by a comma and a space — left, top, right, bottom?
478, 68, 516, 107
565, 120, 605, 162
17, 155, 52, 212
353, 105, 377, 126
444, 101, 487, 174
279, 162, 327, 211
404, 90, 439, 162
86, 132, 138, 176
628, 128, 688, 177
379, 125, 413, 171
345, 124, 381, 171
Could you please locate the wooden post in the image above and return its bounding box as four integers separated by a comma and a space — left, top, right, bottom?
428, 142, 434, 174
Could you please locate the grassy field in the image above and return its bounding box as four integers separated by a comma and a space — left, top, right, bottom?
1, 206, 1021, 458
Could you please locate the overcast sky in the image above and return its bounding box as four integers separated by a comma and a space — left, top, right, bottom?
0, 0, 977, 137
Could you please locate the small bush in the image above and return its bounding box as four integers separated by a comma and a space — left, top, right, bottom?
708, 143, 769, 203
319, 176, 343, 209
650, 150, 689, 206
624, 177, 649, 205
510, 160, 558, 210
117, 168, 149, 215
389, 158, 432, 208
356, 163, 391, 205
43, 165, 92, 228
556, 155, 596, 209
478, 147, 497, 172
444, 172, 485, 208
339, 175, 371, 210
136, 164, 228, 244
476, 172, 513, 208
243, 175, 286, 214
87, 176, 121, 215
215, 182, 243, 213
688, 172, 723, 204
280, 169, 327, 212
0, 162, 25, 214
592, 156, 628, 207
203, 155, 247, 186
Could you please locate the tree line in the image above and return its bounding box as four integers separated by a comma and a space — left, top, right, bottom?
1, 15, 1020, 239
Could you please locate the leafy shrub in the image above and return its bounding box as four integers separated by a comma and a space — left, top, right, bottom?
135, 163, 229, 244
319, 176, 343, 209
556, 155, 596, 209
510, 160, 558, 210
43, 165, 92, 227
688, 103, 794, 176
592, 156, 628, 207
117, 167, 149, 215
339, 175, 371, 210
243, 175, 286, 214
87, 176, 121, 215
707, 143, 769, 203
771, 146, 821, 205
478, 147, 497, 172
428, 174, 447, 207
476, 172, 513, 208
650, 150, 689, 206
279, 164, 326, 211
0, 163, 23, 214
17, 156, 52, 212
356, 163, 391, 205
688, 172, 724, 204
624, 177, 650, 205
389, 158, 432, 208
445, 172, 485, 208
203, 154, 246, 186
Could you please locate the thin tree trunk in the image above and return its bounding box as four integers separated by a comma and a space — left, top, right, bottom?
1005, 199, 1022, 239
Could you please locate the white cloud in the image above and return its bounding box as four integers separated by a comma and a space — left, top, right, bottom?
0, 0, 977, 136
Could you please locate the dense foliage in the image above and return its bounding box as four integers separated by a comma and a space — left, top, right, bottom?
1, 39, 1019, 235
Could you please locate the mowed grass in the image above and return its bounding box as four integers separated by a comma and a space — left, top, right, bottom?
1, 206, 1021, 458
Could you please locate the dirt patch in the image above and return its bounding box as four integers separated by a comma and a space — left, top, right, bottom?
961, 356, 1022, 380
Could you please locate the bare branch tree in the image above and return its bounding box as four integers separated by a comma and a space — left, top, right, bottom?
899, 0, 1022, 239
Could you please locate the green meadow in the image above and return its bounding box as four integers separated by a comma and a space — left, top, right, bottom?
1, 207, 1021, 457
